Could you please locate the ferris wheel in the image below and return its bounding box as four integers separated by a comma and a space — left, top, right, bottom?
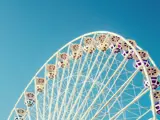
8, 31, 160, 120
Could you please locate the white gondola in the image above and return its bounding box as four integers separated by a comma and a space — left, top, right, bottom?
36, 77, 46, 92
58, 53, 70, 68
46, 64, 57, 79
71, 44, 83, 59
24, 92, 35, 107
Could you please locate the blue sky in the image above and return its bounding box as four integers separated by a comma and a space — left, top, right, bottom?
0, 0, 160, 119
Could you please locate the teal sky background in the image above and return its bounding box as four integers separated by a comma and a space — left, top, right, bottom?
0, 0, 160, 119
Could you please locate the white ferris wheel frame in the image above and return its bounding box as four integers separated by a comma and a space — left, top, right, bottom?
7, 31, 157, 120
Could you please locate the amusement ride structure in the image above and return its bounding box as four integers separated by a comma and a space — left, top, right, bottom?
8, 31, 160, 120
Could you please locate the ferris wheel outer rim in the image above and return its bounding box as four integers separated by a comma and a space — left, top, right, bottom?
7, 31, 157, 120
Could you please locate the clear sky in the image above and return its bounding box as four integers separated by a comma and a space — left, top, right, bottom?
0, 0, 160, 119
